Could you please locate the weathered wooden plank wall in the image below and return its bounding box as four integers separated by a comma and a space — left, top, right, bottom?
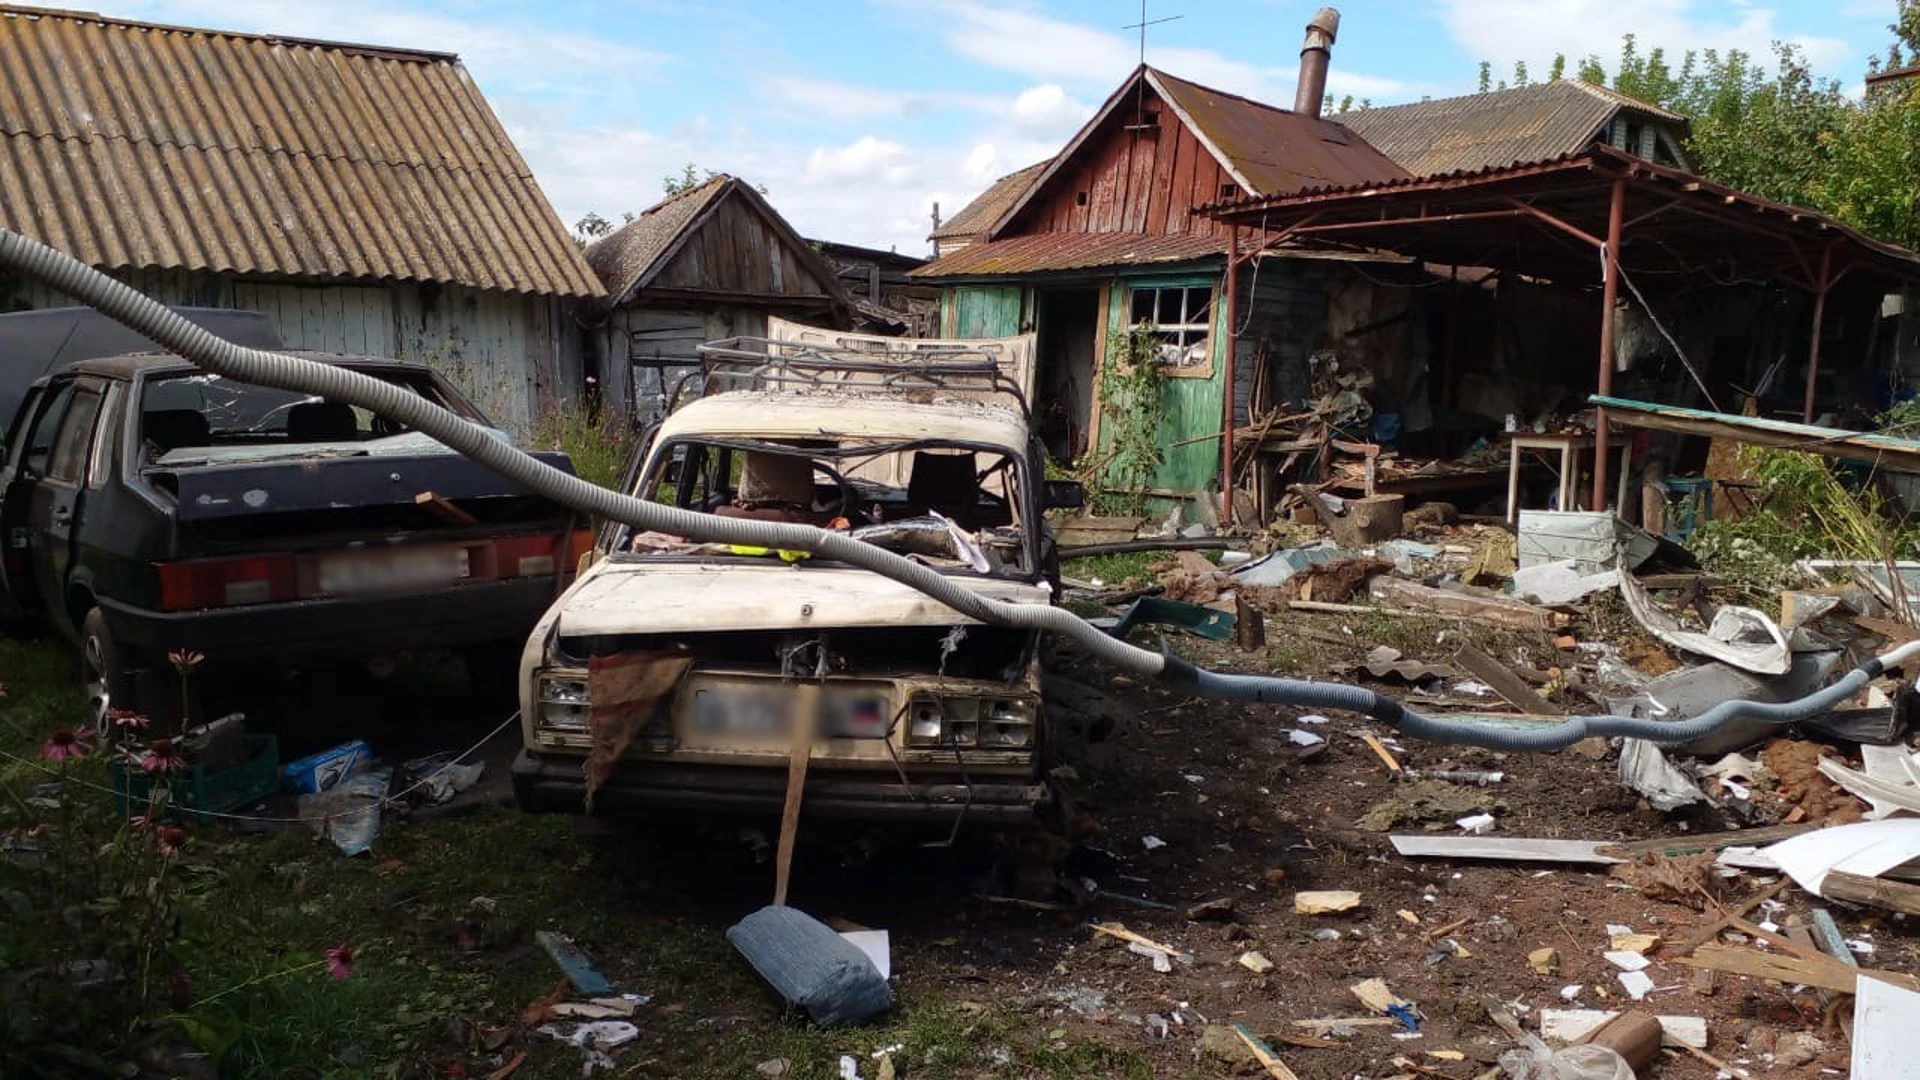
946, 285, 1025, 338
650, 198, 832, 299
16, 269, 571, 433
1005, 88, 1232, 240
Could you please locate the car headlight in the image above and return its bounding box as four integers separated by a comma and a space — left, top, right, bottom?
907, 695, 955, 746
980, 699, 1036, 748
536, 673, 590, 735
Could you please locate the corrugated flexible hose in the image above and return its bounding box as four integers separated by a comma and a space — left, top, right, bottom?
6, 228, 1915, 751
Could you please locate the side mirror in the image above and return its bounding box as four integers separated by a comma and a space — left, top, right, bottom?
1042, 479, 1086, 510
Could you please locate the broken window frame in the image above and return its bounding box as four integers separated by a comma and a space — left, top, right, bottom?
1126, 280, 1216, 378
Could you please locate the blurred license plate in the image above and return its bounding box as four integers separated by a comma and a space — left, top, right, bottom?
319, 546, 469, 596
693, 688, 789, 736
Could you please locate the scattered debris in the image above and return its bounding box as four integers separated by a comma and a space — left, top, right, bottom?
1232, 1023, 1304, 1080
1358, 779, 1496, 831
1238, 951, 1274, 974
1617, 738, 1707, 811
726, 907, 892, 1026
1618, 571, 1789, 675
1539, 1009, 1706, 1049
1528, 947, 1560, 975
1349, 978, 1418, 1031
534, 931, 615, 997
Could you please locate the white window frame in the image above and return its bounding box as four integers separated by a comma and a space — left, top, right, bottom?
1128, 284, 1215, 378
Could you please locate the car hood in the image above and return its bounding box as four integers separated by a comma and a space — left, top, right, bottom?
557, 561, 1052, 636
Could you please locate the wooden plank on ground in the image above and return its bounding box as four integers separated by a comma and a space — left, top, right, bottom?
1390, 835, 1623, 865
1678, 944, 1920, 995
1823, 870, 1920, 916
1603, 823, 1814, 858
1452, 645, 1562, 715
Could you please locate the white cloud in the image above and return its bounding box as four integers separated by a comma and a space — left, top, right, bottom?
1435, 0, 1855, 81
1009, 83, 1093, 132
806, 136, 915, 185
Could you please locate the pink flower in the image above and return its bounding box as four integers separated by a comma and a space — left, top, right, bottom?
154, 825, 187, 858
128, 814, 154, 833
109, 709, 151, 731
168, 650, 206, 675
139, 740, 188, 774
325, 944, 356, 980
40, 726, 94, 762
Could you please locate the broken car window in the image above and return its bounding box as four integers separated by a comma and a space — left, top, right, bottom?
138, 369, 465, 457
623, 437, 1029, 574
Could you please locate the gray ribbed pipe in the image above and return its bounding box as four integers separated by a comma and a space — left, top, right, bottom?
5, 227, 1913, 752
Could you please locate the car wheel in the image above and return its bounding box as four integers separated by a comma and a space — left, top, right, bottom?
80, 606, 138, 734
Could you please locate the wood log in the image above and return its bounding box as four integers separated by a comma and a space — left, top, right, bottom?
1367, 577, 1563, 631
1823, 870, 1920, 916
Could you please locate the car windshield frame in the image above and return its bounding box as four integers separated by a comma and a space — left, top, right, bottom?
612, 432, 1039, 580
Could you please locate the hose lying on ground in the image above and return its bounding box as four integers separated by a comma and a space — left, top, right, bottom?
5, 227, 1913, 752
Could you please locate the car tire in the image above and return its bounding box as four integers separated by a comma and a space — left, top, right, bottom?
80, 606, 139, 734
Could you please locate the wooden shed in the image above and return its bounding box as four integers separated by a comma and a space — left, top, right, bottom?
583, 176, 854, 420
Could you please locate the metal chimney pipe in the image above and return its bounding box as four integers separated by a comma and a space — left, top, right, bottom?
1294, 7, 1341, 118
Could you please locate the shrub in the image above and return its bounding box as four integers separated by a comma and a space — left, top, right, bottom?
529, 400, 632, 491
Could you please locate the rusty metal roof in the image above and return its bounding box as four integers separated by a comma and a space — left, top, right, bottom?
0, 6, 601, 297
1207, 145, 1920, 288
909, 232, 1223, 279
931, 161, 1049, 242
1340, 80, 1684, 178
1146, 68, 1408, 197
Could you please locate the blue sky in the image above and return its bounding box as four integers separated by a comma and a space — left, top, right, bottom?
103, 1, 1902, 254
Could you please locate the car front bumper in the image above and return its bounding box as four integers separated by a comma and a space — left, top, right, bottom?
100, 575, 561, 658
511, 750, 1049, 826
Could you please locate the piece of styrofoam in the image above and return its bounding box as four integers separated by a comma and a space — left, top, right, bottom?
1853, 976, 1920, 1079
1539, 1009, 1708, 1049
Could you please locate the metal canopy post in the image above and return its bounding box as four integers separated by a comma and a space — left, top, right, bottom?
1223, 223, 1240, 524
1592, 177, 1627, 512
1802, 246, 1833, 423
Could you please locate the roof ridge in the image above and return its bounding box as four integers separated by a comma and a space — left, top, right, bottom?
0, 4, 459, 63
1147, 65, 1300, 118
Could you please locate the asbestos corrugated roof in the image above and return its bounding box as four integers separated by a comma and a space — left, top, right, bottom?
0, 6, 601, 297
1146, 68, 1409, 196
931, 161, 1050, 241
909, 232, 1223, 279
1340, 80, 1683, 178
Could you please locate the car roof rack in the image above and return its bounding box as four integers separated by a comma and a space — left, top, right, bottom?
693, 336, 1028, 413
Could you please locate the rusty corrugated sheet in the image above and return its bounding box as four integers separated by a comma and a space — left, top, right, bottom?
909, 232, 1223, 278
932, 160, 1049, 241
0, 6, 602, 297
1148, 69, 1408, 196
1341, 80, 1680, 178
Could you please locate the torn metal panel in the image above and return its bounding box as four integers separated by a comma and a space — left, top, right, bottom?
1618, 738, 1706, 811
1606, 652, 1844, 756
1854, 976, 1920, 1079
1594, 395, 1920, 474
1618, 571, 1789, 675
1817, 746, 1920, 819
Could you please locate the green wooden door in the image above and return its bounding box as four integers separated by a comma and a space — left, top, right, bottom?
947, 285, 1025, 339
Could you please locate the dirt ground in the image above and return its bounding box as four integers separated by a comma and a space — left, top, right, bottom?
12, 587, 1908, 1078
521, 598, 1910, 1079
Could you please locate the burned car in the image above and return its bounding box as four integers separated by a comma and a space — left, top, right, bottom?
512, 342, 1078, 827
0, 309, 585, 722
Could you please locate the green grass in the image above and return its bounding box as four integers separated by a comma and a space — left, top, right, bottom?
1059, 552, 1164, 589
0, 635, 1156, 1079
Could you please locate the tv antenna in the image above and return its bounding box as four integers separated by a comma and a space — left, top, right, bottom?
1122, 0, 1182, 64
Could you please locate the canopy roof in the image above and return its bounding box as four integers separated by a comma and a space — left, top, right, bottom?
1208, 144, 1920, 291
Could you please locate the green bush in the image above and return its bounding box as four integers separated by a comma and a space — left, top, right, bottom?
529, 400, 632, 491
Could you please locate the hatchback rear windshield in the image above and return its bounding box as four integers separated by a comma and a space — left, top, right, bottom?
138, 368, 468, 455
